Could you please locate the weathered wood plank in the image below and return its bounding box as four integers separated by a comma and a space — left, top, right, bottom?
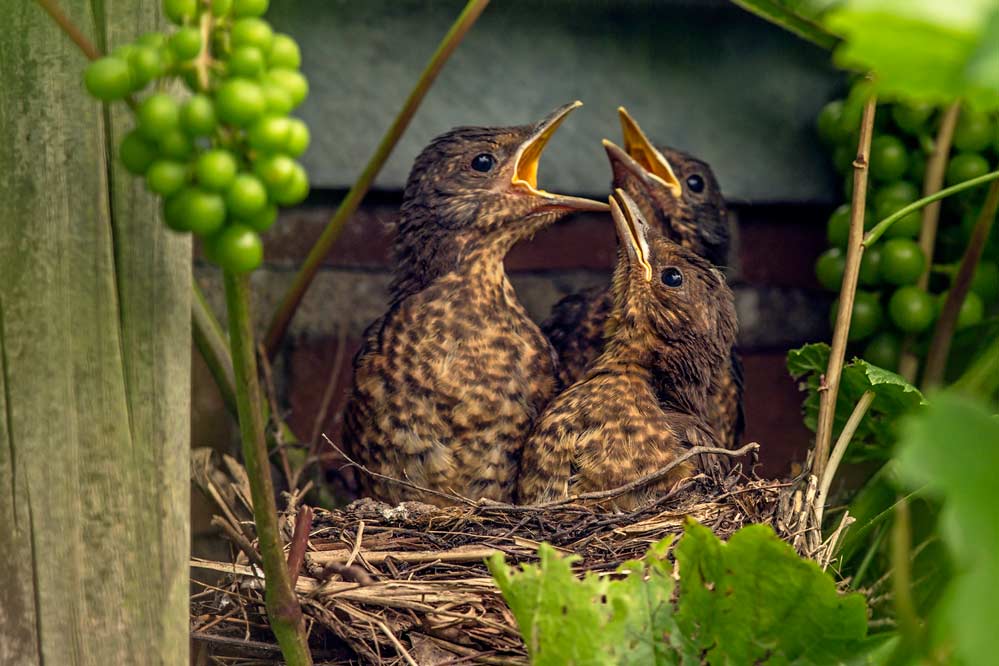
0, 1, 190, 664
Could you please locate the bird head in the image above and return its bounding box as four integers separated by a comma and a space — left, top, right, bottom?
606, 189, 736, 380
602, 107, 729, 266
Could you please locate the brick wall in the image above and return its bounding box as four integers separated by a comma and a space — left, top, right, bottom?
192, 192, 833, 482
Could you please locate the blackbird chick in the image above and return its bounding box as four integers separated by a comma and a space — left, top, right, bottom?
519, 190, 737, 509
541, 107, 744, 449
344, 102, 609, 505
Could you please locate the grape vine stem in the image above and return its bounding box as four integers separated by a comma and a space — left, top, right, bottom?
812, 95, 877, 484
262, 0, 492, 358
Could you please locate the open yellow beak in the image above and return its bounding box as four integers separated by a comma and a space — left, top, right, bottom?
511, 101, 610, 212
610, 188, 653, 281
617, 106, 682, 198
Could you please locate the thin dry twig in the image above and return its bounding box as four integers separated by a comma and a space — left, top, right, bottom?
286, 505, 313, 588
345, 520, 365, 568
816, 390, 875, 526
212, 515, 265, 570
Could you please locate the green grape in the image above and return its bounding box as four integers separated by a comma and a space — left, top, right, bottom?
936, 290, 985, 330
185, 189, 228, 236
164, 0, 198, 25
863, 331, 901, 371
261, 82, 293, 114
888, 286, 935, 333
832, 143, 854, 174
881, 238, 925, 285
146, 159, 188, 196
858, 244, 882, 286
830, 291, 883, 342
118, 130, 160, 175
254, 154, 296, 189
265, 68, 308, 107
158, 130, 195, 160
233, 0, 270, 18
163, 189, 196, 232
226, 174, 269, 218
908, 150, 926, 184
271, 162, 309, 205
946, 152, 990, 186
284, 118, 310, 157
137, 32, 167, 49
211, 0, 233, 17
216, 78, 267, 126
127, 46, 163, 89
231, 17, 274, 51
211, 224, 264, 272
242, 203, 278, 232
196, 149, 239, 191
268, 34, 301, 69
873, 181, 921, 238
953, 110, 995, 152
138, 93, 180, 140
228, 46, 266, 77
170, 26, 202, 61
815, 247, 845, 291
84, 57, 133, 101
248, 115, 291, 152
890, 101, 935, 135
180, 94, 217, 136
869, 135, 909, 182
826, 204, 850, 248
970, 262, 999, 304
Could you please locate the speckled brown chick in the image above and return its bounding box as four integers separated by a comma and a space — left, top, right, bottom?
541, 107, 744, 449
343, 102, 610, 506
519, 190, 737, 509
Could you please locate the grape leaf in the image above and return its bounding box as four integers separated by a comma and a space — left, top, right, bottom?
729, 0, 840, 50
787, 342, 926, 460
895, 393, 999, 666
674, 522, 869, 665
824, 0, 999, 110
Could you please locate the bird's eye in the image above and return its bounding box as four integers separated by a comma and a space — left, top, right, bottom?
471, 153, 495, 172
661, 267, 683, 288
686, 174, 705, 193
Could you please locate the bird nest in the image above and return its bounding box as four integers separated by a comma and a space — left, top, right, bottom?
190, 444, 838, 665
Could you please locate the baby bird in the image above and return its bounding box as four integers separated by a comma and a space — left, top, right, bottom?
519, 190, 737, 509
541, 107, 743, 449
343, 102, 609, 505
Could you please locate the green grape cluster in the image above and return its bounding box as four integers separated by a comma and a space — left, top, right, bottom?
82, 0, 310, 273
815, 95, 999, 371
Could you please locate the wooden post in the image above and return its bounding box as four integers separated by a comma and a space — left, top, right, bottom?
0, 2, 190, 664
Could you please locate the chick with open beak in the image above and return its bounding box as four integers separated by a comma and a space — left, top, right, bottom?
519, 190, 737, 509
344, 102, 609, 505
541, 107, 744, 450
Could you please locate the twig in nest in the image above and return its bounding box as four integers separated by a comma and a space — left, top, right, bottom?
345, 520, 365, 568
319, 563, 375, 587
287, 505, 313, 587
212, 515, 264, 569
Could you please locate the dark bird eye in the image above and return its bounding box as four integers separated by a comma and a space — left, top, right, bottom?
686, 174, 705, 193
661, 267, 683, 288
471, 153, 495, 172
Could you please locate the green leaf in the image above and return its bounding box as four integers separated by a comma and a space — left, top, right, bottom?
895, 393, 999, 666
729, 0, 840, 50
674, 521, 869, 664
787, 343, 926, 461
824, 0, 999, 110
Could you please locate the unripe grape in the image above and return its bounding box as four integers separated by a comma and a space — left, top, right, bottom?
170, 26, 202, 61
138, 93, 180, 140
863, 332, 901, 371
158, 130, 195, 160
890, 102, 934, 135
211, 0, 233, 17
163, 189, 197, 232
284, 118, 310, 157
196, 150, 239, 191
231, 17, 274, 51
268, 34, 301, 69
248, 115, 291, 153
226, 174, 269, 218
858, 245, 882, 286
228, 46, 266, 77
869, 135, 909, 182
271, 162, 309, 205
936, 290, 984, 330
119, 130, 160, 175
84, 57, 133, 101
946, 153, 990, 186
216, 78, 267, 126
137, 32, 167, 49
233, 0, 269, 18
164, 0, 198, 25
815, 247, 845, 291
816, 99, 845, 145
261, 82, 293, 114
265, 68, 308, 108
146, 160, 189, 196
127, 46, 163, 89
186, 189, 228, 236
953, 110, 995, 152
826, 204, 850, 248
180, 94, 218, 136
212, 224, 264, 272
242, 203, 278, 232
254, 154, 296, 190
889, 286, 935, 333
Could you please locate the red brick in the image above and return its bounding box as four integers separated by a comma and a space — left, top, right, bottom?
737, 204, 830, 288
